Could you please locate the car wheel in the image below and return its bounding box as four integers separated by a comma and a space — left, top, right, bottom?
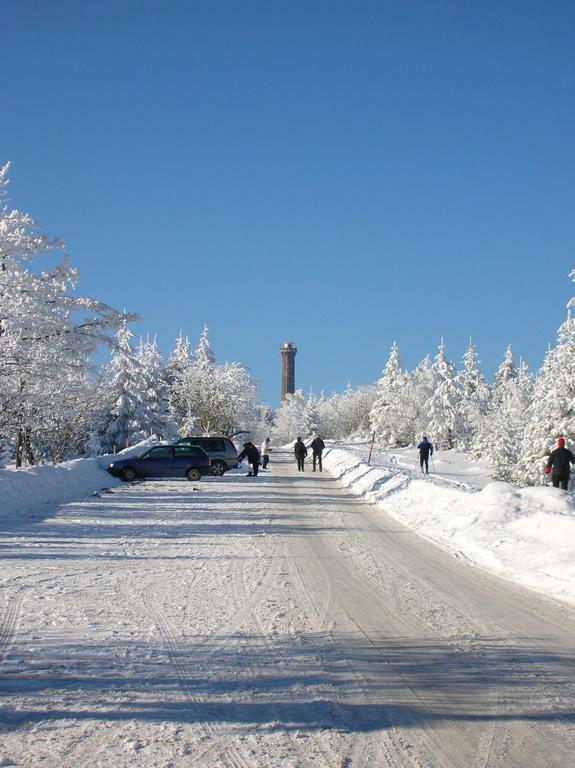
122, 467, 136, 482
210, 460, 226, 476
187, 468, 201, 482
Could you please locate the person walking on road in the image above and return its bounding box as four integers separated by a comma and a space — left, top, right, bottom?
294, 437, 307, 472
545, 437, 575, 490
237, 441, 261, 477
310, 435, 325, 472
260, 437, 271, 470
417, 436, 434, 475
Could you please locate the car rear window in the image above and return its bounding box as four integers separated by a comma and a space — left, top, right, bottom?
174, 446, 204, 458
180, 438, 226, 452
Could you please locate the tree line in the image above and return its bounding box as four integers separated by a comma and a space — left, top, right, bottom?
2, 163, 573, 487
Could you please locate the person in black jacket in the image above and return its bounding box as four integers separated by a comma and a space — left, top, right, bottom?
237, 441, 261, 476
294, 437, 307, 472
417, 437, 434, 474
546, 437, 575, 490
310, 435, 325, 472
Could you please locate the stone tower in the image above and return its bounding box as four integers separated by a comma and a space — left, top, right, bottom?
280, 342, 297, 401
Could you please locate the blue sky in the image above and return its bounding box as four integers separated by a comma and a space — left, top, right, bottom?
3, 0, 574, 405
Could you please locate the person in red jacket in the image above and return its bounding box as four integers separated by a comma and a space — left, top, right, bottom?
546, 437, 575, 490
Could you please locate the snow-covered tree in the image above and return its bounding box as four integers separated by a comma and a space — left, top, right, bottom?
273, 390, 307, 444
101, 321, 143, 452
304, 392, 321, 437
165, 331, 191, 385
370, 342, 412, 446
172, 328, 257, 435
457, 340, 490, 451
195, 325, 216, 368
427, 340, 462, 450
408, 356, 436, 438
135, 336, 172, 440
470, 346, 531, 479
517, 281, 575, 485
0, 163, 130, 464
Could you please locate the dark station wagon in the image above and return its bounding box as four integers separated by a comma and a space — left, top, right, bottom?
173, 436, 239, 476
107, 444, 212, 482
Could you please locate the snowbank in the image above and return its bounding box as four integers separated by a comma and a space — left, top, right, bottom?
0, 455, 123, 527
324, 444, 575, 607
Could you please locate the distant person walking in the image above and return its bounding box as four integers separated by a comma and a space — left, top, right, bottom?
310, 435, 325, 472
260, 437, 271, 470
237, 441, 261, 477
294, 437, 307, 472
545, 437, 575, 490
417, 437, 434, 475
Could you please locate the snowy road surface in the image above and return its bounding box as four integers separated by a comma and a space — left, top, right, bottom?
1, 452, 574, 767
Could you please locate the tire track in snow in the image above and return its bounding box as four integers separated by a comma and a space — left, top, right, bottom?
0, 586, 30, 665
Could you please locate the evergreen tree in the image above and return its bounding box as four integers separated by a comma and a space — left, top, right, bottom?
370, 342, 411, 446
409, 355, 436, 438
304, 393, 321, 437
102, 320, 143, 452
135, 336, 172, 439
427, 340, 462, 449
457, 340, 490, 451
517, 270, 575, 484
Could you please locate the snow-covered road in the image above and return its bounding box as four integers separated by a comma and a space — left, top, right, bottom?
1, 452, 574, 767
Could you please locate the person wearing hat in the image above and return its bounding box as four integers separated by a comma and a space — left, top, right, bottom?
545, 437, 575, 490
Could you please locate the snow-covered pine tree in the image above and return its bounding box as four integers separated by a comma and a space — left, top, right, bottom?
195, 325, 216, 368
426, 340, 462, 450
517, 296, 575, 485
409, 355, 436, 438
370, 342, 412, 447
457, 340, 491, 451
135, 336, 172, 440
172, 328, 257, 436
304, 392, 321, 437
493, 344, 517, 389
165, 331, 191, 384
102, 320, 143, 452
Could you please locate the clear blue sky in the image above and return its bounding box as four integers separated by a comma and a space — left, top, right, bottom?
3, 0, 574, 405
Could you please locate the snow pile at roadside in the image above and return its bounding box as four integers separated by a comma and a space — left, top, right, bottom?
0, 437, 204, 527
0, 453, 127, 527
324, 444, 575, 607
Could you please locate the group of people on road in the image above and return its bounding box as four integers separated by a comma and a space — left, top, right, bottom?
237, 435, 326, 477
293, 435, 325, 472
238, 432, 575, 491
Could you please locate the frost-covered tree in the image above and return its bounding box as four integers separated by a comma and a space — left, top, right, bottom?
172, 328, 257, 435
273, 390, 307, 444
135, 336, 172, 439
195, 325, 216, 368
304, 392, 321, 437
101, 321, 143, 452
494, 344, 517, 389
409, 356, 436, 438
165, 331, 191, 385
472, 346, 532, 480
427, 340, 462, 450
370, 342, 412, 446
457, 340, 490, 451
517, 286, 575, 485
0, 163, 130, 464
